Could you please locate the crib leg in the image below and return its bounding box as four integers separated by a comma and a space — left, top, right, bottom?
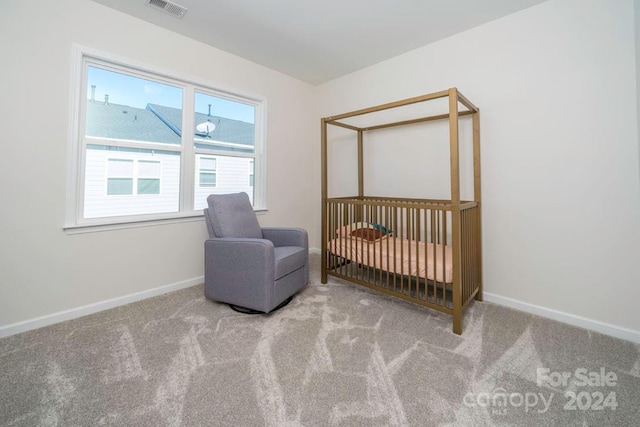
475, 287, 483, 302
453, 311, 462, 335
321, 253, 328, 284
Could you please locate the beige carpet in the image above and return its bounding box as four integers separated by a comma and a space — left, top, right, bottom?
1, 254, 639, 426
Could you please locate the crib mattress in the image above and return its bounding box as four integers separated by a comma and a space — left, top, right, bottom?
327, 235, 453, 283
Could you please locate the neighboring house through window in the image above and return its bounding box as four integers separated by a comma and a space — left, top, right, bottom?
107, 159, 134, 195
106, 158, 161, 196
137, 160, 161, 195
198, 157, 217, 187
67, 47, 265, 228
249, 159, 255, 187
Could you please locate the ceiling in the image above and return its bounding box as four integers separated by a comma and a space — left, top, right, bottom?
91, 0, 547, 85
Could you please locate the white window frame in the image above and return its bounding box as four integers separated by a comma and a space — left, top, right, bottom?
65, 46, 266, 231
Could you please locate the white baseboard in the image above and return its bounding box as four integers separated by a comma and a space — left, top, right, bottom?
0, 276, 203, 339
309, 247, 321, 255
6, 277, 636, 344
483, 292, 640, 344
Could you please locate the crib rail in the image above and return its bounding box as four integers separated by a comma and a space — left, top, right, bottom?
324, 197, 481, 317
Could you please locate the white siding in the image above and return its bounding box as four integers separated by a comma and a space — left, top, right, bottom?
84, 149, 181, 218
194, 155, 254, 210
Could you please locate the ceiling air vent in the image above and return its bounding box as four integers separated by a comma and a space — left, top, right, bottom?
146, 0, 188, 19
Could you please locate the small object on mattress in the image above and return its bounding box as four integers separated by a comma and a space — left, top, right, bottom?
350, 228, 386, 241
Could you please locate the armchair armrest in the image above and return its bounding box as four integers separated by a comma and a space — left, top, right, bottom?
261, 227, 308, 249
205, 237, 275, 280
204, 237, 276, 311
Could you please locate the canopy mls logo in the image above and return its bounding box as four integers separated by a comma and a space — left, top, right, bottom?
463, 387, 553, 414
463, 367, 619, 416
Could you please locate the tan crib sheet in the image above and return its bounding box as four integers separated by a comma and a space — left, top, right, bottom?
327, 234, 453, 284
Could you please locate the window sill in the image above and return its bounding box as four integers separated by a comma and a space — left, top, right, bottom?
64, 208, 267, 235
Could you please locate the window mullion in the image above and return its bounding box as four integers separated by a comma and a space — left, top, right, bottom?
180, 86, 196, 213
84, 136, 182, 153
194, 148, 255, 159
74, 57, 90, 224
133, 160, 139, 196
254, 102, 266, 210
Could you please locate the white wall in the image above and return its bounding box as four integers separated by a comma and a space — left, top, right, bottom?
0, 0, 317, 330
317, 0, 640, 334
636, 0, 640, 184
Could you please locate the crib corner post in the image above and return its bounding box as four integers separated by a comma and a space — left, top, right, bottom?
453, 310, 462, 335
321, 256, 328, 284
321, 116, 328, 285
472, 109, 483, 304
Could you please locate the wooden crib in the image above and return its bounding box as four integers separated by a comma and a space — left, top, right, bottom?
321, 88, 482, 334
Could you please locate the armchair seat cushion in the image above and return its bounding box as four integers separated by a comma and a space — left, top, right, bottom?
274, 246, 307, 280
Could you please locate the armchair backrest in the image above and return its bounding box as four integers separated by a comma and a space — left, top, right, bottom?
204, 192, 263, 239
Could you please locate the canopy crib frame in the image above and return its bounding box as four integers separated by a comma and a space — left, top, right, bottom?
320, 88, 482, 335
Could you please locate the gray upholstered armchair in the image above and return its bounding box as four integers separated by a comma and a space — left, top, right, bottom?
203, 192, 309, 313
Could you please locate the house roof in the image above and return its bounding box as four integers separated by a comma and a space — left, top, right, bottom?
85, 101, 254, 149
149, 104, 255, 146
85, 101, 180, 144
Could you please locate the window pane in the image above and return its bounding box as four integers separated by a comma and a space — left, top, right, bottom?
138, 178, 160, 194
84, 145, 179, 218
108, 158, 133, 176
200, 172, 216, 187
86, 66, 183, 145
107, 178, 133, 195
194, 92, 255, 153
200, 157, 216, 171
138, 160, 161, 177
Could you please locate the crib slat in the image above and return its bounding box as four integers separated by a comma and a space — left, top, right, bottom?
442, 211, 447, 307
394, 206, 399, 292
386, 205, 391, 290
378, 204, 383, 287
430, 208, 435, 304
349, 202, 354, 279
406, 207, 412, 298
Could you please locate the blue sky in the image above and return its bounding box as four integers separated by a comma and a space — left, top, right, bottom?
87, 66, 255, 123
